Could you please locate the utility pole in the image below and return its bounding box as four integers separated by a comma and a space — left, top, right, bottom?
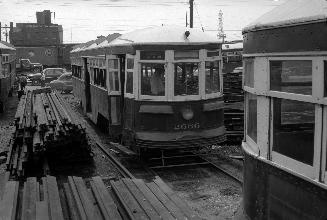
189, 0, 194, 28
4, 24, 8, 42
0, 22, 1, 41
218, 10, 226, 43
186, 12, 188, 27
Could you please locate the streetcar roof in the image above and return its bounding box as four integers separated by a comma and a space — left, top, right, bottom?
243, 0, 327, 33
108, 25, 220, 46
0, 41, 15, 51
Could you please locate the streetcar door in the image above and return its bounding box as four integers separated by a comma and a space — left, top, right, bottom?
106, 55, 121, 126
83, 57, 92, 112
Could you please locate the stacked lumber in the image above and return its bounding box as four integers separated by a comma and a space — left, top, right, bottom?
223, 72, 244, 142
0, 175, 198, 220
6, 88, 91, 177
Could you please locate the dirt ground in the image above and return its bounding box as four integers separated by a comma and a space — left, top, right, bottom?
0, 91, 245, 219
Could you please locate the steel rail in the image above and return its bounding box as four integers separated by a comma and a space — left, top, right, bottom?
96, 141, 135, 179
199, 156, 243, 184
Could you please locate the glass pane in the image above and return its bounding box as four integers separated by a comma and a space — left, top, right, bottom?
126, 71, 133, 94
109, 71, 119, 91
141, 63, 165, 96
207, 51, 219, 57
246, 93, 257, 142
244, 58, 254, 87
127, 58, 134, 69
174, 50, 199, 60
205, 61, 220, 94
270, 60, 312, 95
108, 59, 118, 69
174, 63, 199, 96
114, 71, 119, 91
324, 61, 327, 97
140, 51, 165, 60
272, 98, 314, 165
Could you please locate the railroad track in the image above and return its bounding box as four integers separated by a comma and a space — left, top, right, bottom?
95, 141, 136, 179
146, 151, 243, 184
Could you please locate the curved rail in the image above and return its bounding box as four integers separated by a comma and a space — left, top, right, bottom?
96, 141, 135, 179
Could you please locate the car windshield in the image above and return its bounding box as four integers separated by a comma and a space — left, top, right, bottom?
44, 69, 64, 76
58, 74, 72, 81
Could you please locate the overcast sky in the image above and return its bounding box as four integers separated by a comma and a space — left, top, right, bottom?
0, 0, 285, 43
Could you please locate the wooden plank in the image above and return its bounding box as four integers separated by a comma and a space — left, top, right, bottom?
22, 177, 37, 220
146, 182, 187, 220
0, 181, 19, 220
87, 188, 102, 220
132, 179, 175, 220
111, 180, 149, 220
72, 176, 101, 220
46, 175, 64, 220
91, 177, 122, 220
90, 181, 111, 220
36, 201, 49, 220
0, 171, 10, 199
153, 177, 199, 219
122, 178, 161, 220
68, 176, 87, 220
63, 182, 80, 220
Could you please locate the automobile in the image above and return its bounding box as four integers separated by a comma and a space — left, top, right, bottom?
42, 68, 66, 84
49, 72, 73, 93
26, 72, 42, 85
232, 66, 243, 73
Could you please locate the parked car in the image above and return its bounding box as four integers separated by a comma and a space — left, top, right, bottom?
42, 68, 66, 84
26, 72, 42, 85
232, 66, 243, 73
49, 72, 73, 93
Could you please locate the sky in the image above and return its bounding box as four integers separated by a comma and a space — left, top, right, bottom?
0, 0, 285, 44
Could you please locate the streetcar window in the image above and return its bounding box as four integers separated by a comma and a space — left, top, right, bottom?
126, 71, 133, 94
205, 61, 220, 94
141, 63, 165, 96
140, 51, 165, 60
246, 93, 257, 142
174, 63, 199, 96
270, 60, 312, 95
94, 69, 106, 88
108, 59, 118, 69
174, 50, 199, 60
324, 61, 327, 97
109, 71, 119, 91
207, 51, 220, 57
127, 58, 134, 69
272, 98, 314, 165
244, 58, 254, 87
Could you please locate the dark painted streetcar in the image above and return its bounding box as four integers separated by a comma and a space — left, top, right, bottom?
71, 26, 225, 155
242, 0, 327, 219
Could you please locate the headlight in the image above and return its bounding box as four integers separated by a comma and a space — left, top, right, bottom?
181, 107, 194, 120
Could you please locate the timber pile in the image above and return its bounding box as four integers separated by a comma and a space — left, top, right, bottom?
6, 88, 91, 177
223, 72, 244, 142
0, 174, 198, 220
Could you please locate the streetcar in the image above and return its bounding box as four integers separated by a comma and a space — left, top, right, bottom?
71, 25, 225, 155
242, 0, 327, 219
0, 41, 16, 113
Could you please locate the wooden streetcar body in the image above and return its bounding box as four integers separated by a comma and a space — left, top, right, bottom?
242, 0, 327, 219
71, 26, 226, 153
0, 41, 16, 112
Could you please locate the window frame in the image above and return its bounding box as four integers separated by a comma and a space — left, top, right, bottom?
106, 55, 121, 96
245, 92, 258, 151
139, 61, 167, 101
125, 54, 135, 99
269, 98, 320, 179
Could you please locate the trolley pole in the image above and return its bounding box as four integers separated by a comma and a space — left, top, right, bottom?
189, 0, 194, 28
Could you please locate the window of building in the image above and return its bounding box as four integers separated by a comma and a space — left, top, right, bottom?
140, 51, 165, 60
272, 98, 315, 165
141, 63, 165, 96
246, 93, 257, 142
174, 63, 199, 96
174, 50, 199, 60
207, 50, 220, 57
244, 58, 254, 87
205, 61, 220, 94
270, 60, 312, 95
